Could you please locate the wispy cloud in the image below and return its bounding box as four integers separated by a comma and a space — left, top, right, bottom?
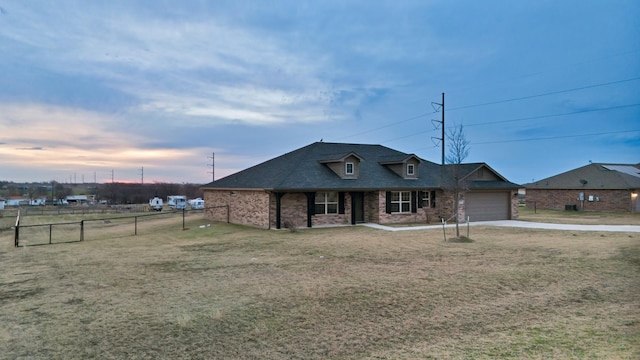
0, 1, 638, 184
5, 1, 435, 131
0, 103, 136, 148
1, 3, 345, 127
0, 103, 198, 173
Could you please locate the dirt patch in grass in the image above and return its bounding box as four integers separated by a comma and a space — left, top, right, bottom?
0, 218, 638, 359
447, 236, 474, 243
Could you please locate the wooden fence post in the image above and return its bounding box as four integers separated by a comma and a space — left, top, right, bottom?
14, 223, 19, 247
14, 210, 20, 247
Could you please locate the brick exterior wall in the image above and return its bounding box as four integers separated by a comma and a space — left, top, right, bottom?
271, 192, 307, 229
364, 191, 379, 223
526, 189, 633, 212
204, 188, 521, 229
511, 191, 520, 219
439, 190, 457, 222
203, 190, 270, 228
375, 190, 449, 225
269, 192, 353, 229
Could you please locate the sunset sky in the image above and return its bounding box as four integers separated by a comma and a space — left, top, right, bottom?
1, 1, 638, 185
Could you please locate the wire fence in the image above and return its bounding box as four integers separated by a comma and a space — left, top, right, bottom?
13, 205, 229, 247
4, 204, 150, 217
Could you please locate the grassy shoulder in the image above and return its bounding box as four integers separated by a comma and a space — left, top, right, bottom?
0, 218, 638, 359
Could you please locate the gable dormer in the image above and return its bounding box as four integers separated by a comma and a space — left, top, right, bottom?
459, 163, 508, 183
319, 152, 364, 179
471, 165, 500, 181
379, 154, 420, 179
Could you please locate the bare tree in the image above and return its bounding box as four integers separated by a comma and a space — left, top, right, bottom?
27, 185, 38, 202
446, 124, 470, 238
53, 182, 71, 202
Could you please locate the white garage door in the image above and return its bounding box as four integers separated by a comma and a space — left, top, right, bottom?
465, 192, 510, 221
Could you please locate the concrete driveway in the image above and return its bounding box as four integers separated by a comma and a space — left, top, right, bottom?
364, 220, 640, 233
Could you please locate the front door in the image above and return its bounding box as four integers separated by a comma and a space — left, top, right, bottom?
351, 192, 365, 224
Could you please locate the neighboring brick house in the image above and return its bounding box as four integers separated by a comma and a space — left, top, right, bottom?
524, 163, 640, 213
202, 142, 520, 229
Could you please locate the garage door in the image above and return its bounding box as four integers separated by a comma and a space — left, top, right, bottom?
465, 192, 510, 221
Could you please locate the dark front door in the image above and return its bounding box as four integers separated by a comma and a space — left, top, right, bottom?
351, 192, 365, 224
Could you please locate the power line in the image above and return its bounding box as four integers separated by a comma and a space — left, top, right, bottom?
461, 103, 640, 128
332, 78, 639, 143
381, 102, 640, 144
384, 128, 438, 144
448, 77, 640, 111
443, 50, 640, 95
334, 111, 436, 141
389, 50, 640, 107
473, 129, 640, 145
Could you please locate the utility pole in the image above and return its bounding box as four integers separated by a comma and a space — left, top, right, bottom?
140, 166, 144, 184
111, 169, 114, 183
441, 92, 445, 165
208, 152, 215, 182
431, 92, 445, 165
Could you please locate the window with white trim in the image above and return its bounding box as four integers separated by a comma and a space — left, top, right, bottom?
391, 191, 411, 213
421, 191, 430, 208
407, 164, 415, 176
345, 162, 354, 175
315, 192, 338, 214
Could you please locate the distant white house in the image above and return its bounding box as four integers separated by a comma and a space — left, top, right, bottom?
66, 195, 87, 205
0, 198, 5, 210
30, 198, 47, 206
6, 198, 28, 206
66, 195, 95, 205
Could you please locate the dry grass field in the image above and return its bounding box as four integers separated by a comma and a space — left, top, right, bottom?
518, 207, 640, 225
1, 213, 639, 359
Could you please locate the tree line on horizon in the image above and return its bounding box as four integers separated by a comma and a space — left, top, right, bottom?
0, 181, 204, 205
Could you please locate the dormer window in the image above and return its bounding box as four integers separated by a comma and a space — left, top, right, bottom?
319, 152, 363, 179
379, 154, 420, 179
345, 162, 354, 175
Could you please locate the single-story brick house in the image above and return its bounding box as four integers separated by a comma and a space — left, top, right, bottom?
524, 163, 640, 212
202, 142, 520, 229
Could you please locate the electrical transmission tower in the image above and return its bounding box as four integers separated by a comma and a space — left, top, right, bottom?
208, 152, 215, 182
431, 92, 445, 165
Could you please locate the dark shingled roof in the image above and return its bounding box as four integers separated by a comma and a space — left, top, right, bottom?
203, 142, 518, 191
441, 163, 520, 190
524, 163, 640, 190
